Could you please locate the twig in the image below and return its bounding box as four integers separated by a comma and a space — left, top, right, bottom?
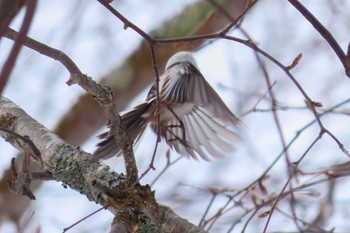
263, 132, 323, 232
0, 0, 37, 94
96, 0, 153, 44
199, 191, 218, 228
288, 0, 350, 77
3, 27, 140, 183
148, 46, 161, 170
150, 153, 182, 186
18, 211, 35, 233
63, 205, 108, 232
4, 28, 82, 75
0, 127, 42, 162
0, 0, 25, 38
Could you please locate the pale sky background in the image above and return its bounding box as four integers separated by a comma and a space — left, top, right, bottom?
1, 0, 350, 232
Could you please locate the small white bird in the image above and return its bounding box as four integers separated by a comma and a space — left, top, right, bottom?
94, 51, 240, 161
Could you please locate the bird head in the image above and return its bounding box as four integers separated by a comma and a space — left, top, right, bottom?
165, 51, 199, 70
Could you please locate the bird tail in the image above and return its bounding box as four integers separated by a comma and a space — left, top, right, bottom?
93, 102, 150, 160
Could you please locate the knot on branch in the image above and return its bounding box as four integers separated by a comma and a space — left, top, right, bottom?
106, 184, 159, 232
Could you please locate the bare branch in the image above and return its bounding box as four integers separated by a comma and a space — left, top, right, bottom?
3, 27, 143, 183
288, 0, 350, 77
0, 96, 207, 232
0, 0, 37, 94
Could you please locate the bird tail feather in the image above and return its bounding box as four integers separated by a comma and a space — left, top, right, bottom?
93, 102, 150, 160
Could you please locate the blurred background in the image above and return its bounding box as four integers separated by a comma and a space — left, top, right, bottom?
1, 0, 350, 232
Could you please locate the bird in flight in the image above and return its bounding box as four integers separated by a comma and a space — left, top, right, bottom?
94, 51, 240, 161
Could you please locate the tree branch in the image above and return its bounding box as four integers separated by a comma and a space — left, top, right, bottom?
288, 0, 350, 77
4, 27, 141, 184
0, 96, 206, 232
0, 0, 37, 94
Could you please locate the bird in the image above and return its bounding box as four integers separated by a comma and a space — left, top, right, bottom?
94, 51, 240, 161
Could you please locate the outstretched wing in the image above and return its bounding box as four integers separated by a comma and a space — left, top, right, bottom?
160, 62, 240, 127
155, 62, 240, 160
154, 105, 239, 160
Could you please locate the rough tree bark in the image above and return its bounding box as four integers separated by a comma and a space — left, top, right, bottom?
0, 96, 207, 233
0, 0, 248, 226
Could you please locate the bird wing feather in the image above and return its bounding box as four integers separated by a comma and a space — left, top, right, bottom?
160, 63, 239, 127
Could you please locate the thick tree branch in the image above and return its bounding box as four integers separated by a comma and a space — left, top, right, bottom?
0, 96, 206, 233
4, 27, 139, 184
2, 0, 246, 197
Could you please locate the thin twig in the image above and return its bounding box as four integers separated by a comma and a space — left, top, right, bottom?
96, 0, 153, 43
288, 0, 350, 77
0, 0, 25, 38
148, 46, 161, 170
150, 154, 182, 186
0, 0, 37, 94
63, 205, 108, 232
0, 127, 41, 162
4, 28, 82, 76
199, 191, 218, 228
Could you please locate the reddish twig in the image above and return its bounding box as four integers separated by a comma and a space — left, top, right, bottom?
288, 0, 350, 77
63, 205, 108, 232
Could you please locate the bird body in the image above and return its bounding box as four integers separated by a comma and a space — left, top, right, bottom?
94, 51, 239, 161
